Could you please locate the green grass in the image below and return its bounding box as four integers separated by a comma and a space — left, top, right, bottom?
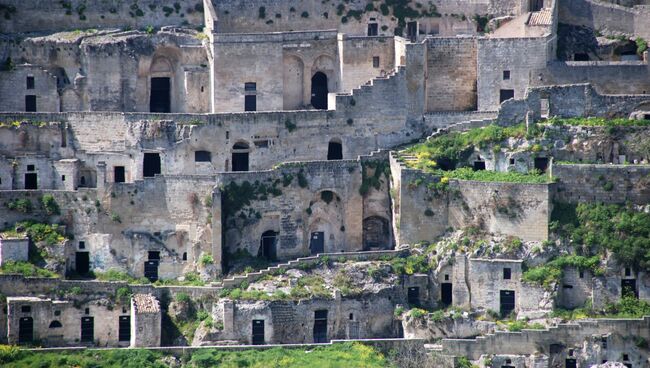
546, 117, 650, 127
523, 255, 602, 288
552, 297, 650, 320
436, 167, 550, 184
0, 261, 58, 278
1, 221, 67, 246
0, 342, 388, 368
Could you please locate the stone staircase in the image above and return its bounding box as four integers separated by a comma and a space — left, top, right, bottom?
212, 249, 403, 289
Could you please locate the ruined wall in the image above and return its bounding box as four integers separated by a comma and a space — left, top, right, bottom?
0, 0, 205, 33
214, 160, 367, 260
533, 61, 650, 95
448, 180, 550, 242
219, 295, 399, 344
425, 37, 477, 112
477, 35, 554, 111
442, 316, 650, 361
0, 66, 59, 113
553, 164, 650, 204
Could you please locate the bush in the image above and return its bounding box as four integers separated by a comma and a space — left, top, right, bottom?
6, 198, 32, 213
200, 254, 214, 266
175, 292, 190, 303
409, 308, 427, 319
40, 194, 60, 215
301, 11, 309, 18
0, 261, 58, 278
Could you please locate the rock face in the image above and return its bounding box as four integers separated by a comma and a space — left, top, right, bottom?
402, 314, 496, 340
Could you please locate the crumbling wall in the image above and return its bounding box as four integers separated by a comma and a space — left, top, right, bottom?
340, 36, 397, 93
558, 0, 650, 40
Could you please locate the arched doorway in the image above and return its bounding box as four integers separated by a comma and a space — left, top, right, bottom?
260, 230, 278, 260
232, 142, 250, 172
149, 56, 173, 113
311, 72, 328, 110
327, 139, 343, 160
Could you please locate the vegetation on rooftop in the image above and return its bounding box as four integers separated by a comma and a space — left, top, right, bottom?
552, 297, 650, 321
0, 261, 58, 278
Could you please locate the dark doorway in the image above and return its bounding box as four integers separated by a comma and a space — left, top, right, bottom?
232, 142, 250, 172
367, 23, 378, 36
75, 252, 90, 276
18, 317, 33, 344
245, 95, 256, 112
119, 316, 131, 342
574, 53, 589, 61
363, 216, 390, 250
143, 153, 161, 177
81, 317, 94, 343
473, 161, 486, 171
441, 283, 452, 306
529, 0, 543, 11
311, 72, 328, 110
260, 230, 277, 261
25, 95, 37, 112
327, 140, 343, 160
144, 260, 159, 282
114, 166, 125, 183
534, 157, 549, 173
407, 21, 418, 42
150, 77, 171, 113
24, 173, 37, 189
499, 89, 515, 104
565, 359, 577, 368
313, 310, 328, 343
310, 232, 325, 254
252, 320, 265, 345
622, 279, 638, 298
500, 290, 515, 317
407, 287, 420, 306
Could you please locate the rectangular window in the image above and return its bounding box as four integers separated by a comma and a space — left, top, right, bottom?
194, 151, 212, 162
114, 166, 125, 183
27, 165, 35, 171
244, 82, 256, 93
503, 268, 511, 280
503, 70, 510, 80
79, 241, 85, 250
21, 306, 31, 313
26, 76, 35, 90
372, 56, 380, 68
25, 95, 37, 112
367, 23, 378, 36
579, 270, 584, 278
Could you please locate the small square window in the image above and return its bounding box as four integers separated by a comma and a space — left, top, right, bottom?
623, 354, 629, 361
503, 268, 511, 279
579, 270, 584, 278
27, 165, 35, 171
21, 305, 31, 313
79, 241, 85, 250
509, 158, 515, 165
244, 82, 256, 93
503, 70, 510, 80
61, 175, 66, 181
26, 76, 35, 90
444, 274, 449, 281
625, 268, 631, 276
372, 56, 380, 68
54, 310, 61, 316
85, 308, 90, 315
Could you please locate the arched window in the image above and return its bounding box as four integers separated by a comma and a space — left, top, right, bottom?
311, 72, 328, 110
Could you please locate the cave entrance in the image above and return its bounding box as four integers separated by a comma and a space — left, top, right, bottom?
622, 279, 638, 299
150, 77, 171, 113
473, 161, 486, 171
313, 310, 328, 343
407, 287, 420, 307
311, 72, 328, 110
565, 359, 577, 368
441, 283, 452, 306
260, 230, 277, 261
534, 157, 549, 173
310, 232, 324, 254
143, 153, 161, 177
252, 320, 265, 345
500, 290, 515, 317
75, 251, 90, 276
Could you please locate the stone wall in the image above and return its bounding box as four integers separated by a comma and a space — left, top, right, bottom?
425, 37, 478, 112
558, 0, 650, 40
533, 61, 650, 95
0, 237, 28, 265
553, 164, 650, 204
0, 66, 59, 113
340, 36, 398, 93
0, 0, 205, 34
442, 316, 650, 361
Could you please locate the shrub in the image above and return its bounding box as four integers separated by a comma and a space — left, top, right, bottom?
200, 254, 214, 266
297, 171, 308, 188
636, 37, 648, 55
301, 11, 309, 18
394, 306, 404, 316
7, 198, 32, 213
0, 261, 58, 278
116, 287, 132, 304
40, 194, 60, 215
175, 292, 190, 303
285, 119, 297, 132
110, 213, 121, 223
409, 308, 428, 319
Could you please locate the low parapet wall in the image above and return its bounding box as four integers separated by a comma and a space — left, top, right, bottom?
553, 164, 650, 204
